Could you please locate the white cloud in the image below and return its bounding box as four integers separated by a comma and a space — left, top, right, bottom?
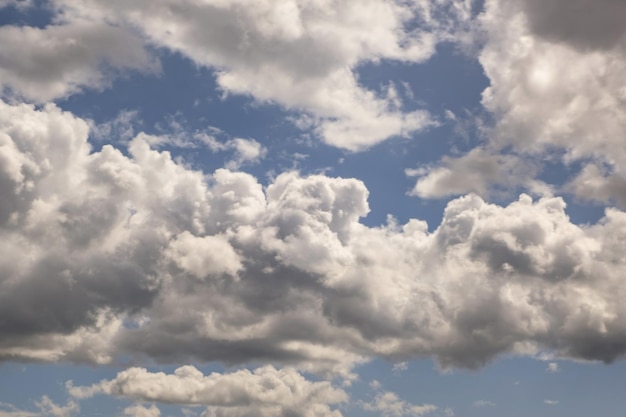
69, 365, 347, 417
17, 0, 480, 150
544, 399, 559, 406
0, 398, 78, 417
407, 0, 626, 203
34, 398, 78, 417
0, 20, 158, 102
214, 137, 267, 170
0, 403, 39, 417
392, 362, 408, 373
546, 362, 559, 373
460, 0, 626, 202
89, 110, 140, 144
472, 400, 495, 408
4, 99, 626, 375
407, 148, 545, 199
122, 405, 161, 417
362, 391, 437, 417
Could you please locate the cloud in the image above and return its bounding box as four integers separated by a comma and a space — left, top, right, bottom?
0, 19, 158, 102
361, 391, 437, 417
33, 398, 78, 417
518, 0, 626, 51
5, 99, 626, 375
566, 164, 626, 206
392, 362, 408, 373
410, 0, 626, 203
470, 0, 626, 202
199, 135, 267, 170
69, 365, 347, 417
0, 0, 31, 10
10, 0, 480, 150
122, 405, 161, 417
472, 400, 495, 408
546, 362, 559, 373
407, 148, 548, 199
0, 398, 78, 417
544, 399, 559, 406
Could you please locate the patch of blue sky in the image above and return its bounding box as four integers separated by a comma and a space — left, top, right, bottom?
0, 0, 53, 29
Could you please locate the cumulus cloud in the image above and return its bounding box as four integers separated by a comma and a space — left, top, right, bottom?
407, 148, 549, 199
454, 0, 626, 203
361, 391, 437, 417
122, 405, 161, 417
0, 19, 158, 102
408, 0, 626, 204
69, 366, 347, 417
4, 99, 626, 376
4, 0, 479, 149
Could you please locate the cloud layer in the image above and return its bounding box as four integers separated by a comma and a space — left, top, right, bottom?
3, 99, 626, 375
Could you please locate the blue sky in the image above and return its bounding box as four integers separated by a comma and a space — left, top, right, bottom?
1, 1, 626, 417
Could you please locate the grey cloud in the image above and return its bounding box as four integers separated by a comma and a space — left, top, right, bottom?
567, 164, 626, 207
38, 0, 474, 150
473, 0, 626, 205
4, 99, 626, 373
407, 148, 545, 199
520, 0, 626, 51
0, 21, 158, 102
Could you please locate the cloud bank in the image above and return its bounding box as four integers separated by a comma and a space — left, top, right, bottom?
3, 99, 626, 377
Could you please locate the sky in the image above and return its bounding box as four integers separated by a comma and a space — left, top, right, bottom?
1, 0, 626, 416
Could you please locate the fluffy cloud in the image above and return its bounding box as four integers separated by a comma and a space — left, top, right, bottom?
4, 99, 626, 375
480, 0, 626, 159
411, 0, 626, 203
0, 19, 158, 102
4, 0, 479, 149
407, 148, 546, 199
122, 405, 161, 417
361, 391, 437, 417
69, 365, 347, 417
